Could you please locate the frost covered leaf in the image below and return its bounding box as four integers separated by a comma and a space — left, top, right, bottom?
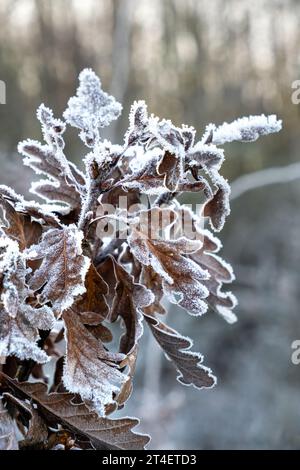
110, 257, 153, 351
141, 265, 166, 316
208, 114, 282, 145
0, 185, 61, 229
203, 172, 231, 232
148, 119, 186, 191
125, 100, 149, 145
186, 142, 224, 171
75, 263, 108, 318
0, 238, 55, 362
27, 225, 90, 315
63, 309, 127, 416
124, 111, 189, 192
144, 313, 216, 389
177, 177, 212, 197
0, 309, 52, 364
118, 149, 199, 196
30, 180, 82, 213
128, 208, 210, 315
190, 230, 237, 323
79, 142, 124, 230
18, 104, 85, 215
157, 151, 184, 191
0, 398, 18, 450
64, 68, 122, 146
148, 117, 185, 155
0, 374, 150, 450
184, 140, 231, 231
3, 392, 48, 449
0, 194, 42, 251
74, 264, 110, 344
118, 152, 166, 195
108, 257, 154, 406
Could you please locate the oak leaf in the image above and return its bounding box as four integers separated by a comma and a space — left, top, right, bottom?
144, 313, 216, 389
0, 398, 18, 450
0, 373, 149, 450
27, 225, 90, 314
0, 237, 55, 363
62, 309, 127, 416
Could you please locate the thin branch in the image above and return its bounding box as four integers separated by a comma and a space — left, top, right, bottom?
230, 162, 300, 201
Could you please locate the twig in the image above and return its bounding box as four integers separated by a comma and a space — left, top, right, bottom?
230, 162, 300, 201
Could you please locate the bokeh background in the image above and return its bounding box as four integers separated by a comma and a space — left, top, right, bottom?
1, 0, 300, 449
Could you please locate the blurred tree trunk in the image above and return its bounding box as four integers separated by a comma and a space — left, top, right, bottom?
108, 0, 134, 143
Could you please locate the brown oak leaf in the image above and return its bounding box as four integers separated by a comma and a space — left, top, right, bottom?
144, 313, 216, 389
0, 238, 55, 363
62, 309, 128, 416
0, 398, 18, 450
0, 373, 149, 450
27, 225, 90, 314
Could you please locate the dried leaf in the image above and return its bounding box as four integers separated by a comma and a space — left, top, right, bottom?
75, 263, 108, 318
110, 257, 153, 350
62, 309, 127, 416
64, 69, 122, 146
0, 373, 149, 450
0, 398, 18, 450
109, 257, 154, 406
203, 172, 231, 231
18, 104, 85, 215
0, 195, 42, 251
128, 208, 210, 315
187, 142, 224, 171
0, 185, 61, 228
3, 392, 48, 449
209, 114, 282, 145
157, 151, 183, 192
190, 230, 237, 323
144, 313, 216, 389
119, 153, 166, 195
141, 265, 166, 316
0, 237, 55, 363
27, 225, 90, 314
125, 100, 149, 145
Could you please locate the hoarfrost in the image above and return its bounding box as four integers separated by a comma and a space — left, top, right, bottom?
0, 237, 55, 362
64, 68, 122, 145
210, 114, 282, 145
26, 225, 90, 314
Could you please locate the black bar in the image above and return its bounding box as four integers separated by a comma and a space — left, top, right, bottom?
0, 449, 299, 467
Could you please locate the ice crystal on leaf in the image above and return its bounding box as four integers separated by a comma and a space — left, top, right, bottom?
64, 68, 122, 146
0, 237, 55, 363
26, 225, 90, 315
207, 114, 282, 145
0, 68, 282, 449
62, 308, 128, 417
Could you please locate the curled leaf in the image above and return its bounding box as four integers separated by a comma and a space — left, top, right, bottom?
144, 313, 216, 389
27, 225, 90, 315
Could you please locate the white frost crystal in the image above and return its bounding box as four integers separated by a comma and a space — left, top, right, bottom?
210, 114, 282, 145
0, 237, 55, 363
64, 68, 122, 144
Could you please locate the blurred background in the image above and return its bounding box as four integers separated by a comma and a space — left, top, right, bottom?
1, 0, 300, 449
